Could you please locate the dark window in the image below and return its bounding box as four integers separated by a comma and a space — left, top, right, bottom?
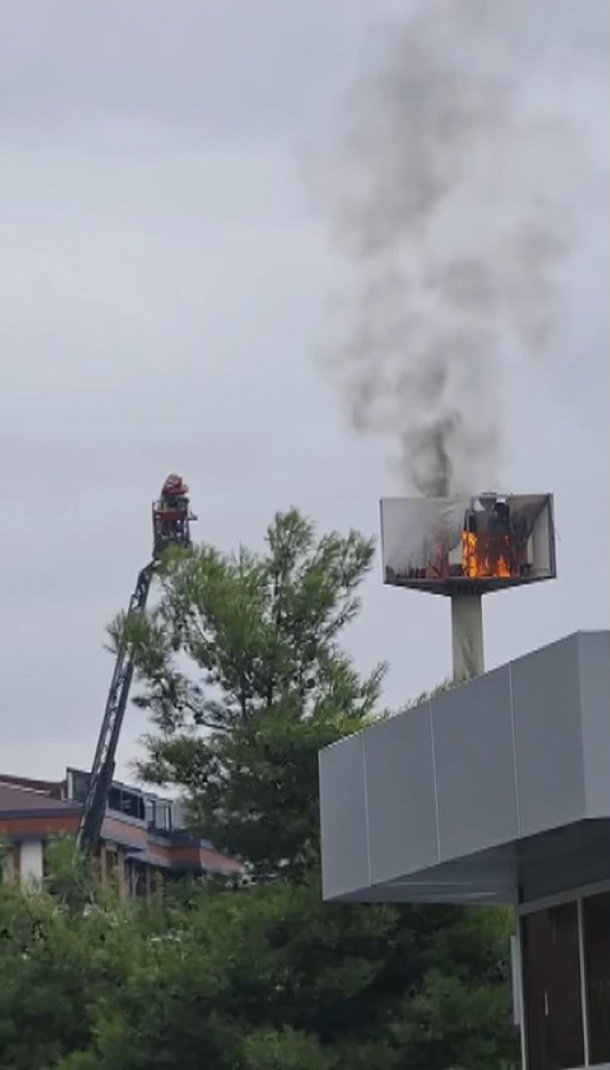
151, 801, 172, 832
107, 788, 145, 821
118, 790, 144, 820
69, 771, 90, 802
521, 901, 584, 1070
583, 890, 610, 1065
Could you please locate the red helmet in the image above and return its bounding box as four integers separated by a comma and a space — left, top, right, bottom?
162, 473, 188, 494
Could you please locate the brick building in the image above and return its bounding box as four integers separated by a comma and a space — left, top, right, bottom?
0, 768, 243, 894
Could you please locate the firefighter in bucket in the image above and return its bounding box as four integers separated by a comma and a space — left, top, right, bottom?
153, 474, 196, 554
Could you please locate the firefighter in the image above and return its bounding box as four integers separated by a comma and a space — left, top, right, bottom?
161, 474, 189, 510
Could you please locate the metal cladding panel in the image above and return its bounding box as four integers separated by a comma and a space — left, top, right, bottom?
364, 706, 439, 885
511, 634, 585, 837
577, 632, 610, 818
318, 632, 610, 905
432, 665, 519, 860
318, 734, 369, 901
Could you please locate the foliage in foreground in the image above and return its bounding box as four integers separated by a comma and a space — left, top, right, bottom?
0, 870, 516, 1070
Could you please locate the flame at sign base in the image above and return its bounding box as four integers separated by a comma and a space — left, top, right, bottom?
461, 530, 512, 579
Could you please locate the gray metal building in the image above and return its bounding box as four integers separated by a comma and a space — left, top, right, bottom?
319, 631, 610, 1070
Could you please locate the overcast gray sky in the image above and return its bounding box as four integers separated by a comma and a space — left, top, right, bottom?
1, 0, 608, 783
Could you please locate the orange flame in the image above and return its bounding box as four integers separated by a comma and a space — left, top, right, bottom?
461, 530, 511, 579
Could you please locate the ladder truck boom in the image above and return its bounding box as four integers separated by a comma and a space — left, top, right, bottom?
76, 562, 155, 852
77, 475, 196, 855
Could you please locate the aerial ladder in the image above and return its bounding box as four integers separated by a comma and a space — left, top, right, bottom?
76, 475, 196, 855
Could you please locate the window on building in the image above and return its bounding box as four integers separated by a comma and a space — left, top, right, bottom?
521, 900, 584, 1070
67, 770, 90, 802
583, 890, 610, 1066
151, 801, 172, 833
122, 790, 144, 821
107, 787, 145, 821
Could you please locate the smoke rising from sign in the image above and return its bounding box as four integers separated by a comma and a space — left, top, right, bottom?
327, 0, 608, 495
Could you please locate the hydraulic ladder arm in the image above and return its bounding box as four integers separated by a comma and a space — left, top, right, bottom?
77, 475, 195, 856
76, 561, 155, 853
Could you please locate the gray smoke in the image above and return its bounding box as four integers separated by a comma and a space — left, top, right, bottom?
327, 0, 608, 495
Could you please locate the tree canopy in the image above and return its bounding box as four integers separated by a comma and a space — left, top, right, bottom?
118, 509, 385, 876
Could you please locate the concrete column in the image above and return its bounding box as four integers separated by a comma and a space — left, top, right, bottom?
20, 841, 44, 884
451, 593, 484, 682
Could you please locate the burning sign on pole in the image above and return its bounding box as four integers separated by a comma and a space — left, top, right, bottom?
380, 493, 556, 595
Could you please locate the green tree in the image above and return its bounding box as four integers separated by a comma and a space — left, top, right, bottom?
115, 508, 518, 1068
118, 509, 383, 877
0, 871, 134, 1068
